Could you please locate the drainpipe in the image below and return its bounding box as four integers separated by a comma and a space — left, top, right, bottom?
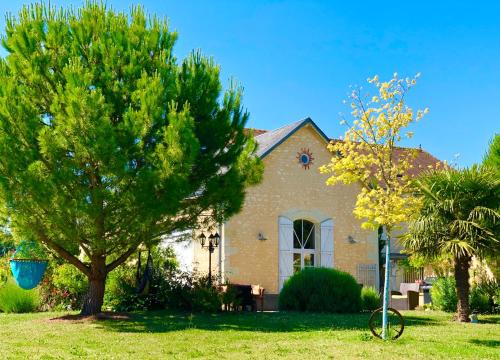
218, 223, 223, 283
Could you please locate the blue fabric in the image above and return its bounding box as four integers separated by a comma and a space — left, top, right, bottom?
10, 260, 48, 290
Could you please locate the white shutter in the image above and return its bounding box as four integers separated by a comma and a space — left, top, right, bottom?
320, 219, 334, 268
278, 216, 293, 290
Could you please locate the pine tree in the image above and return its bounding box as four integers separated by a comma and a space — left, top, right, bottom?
0, 2, 262, 315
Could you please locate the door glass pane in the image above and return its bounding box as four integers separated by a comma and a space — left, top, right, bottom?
293, 253, 301, 273
293, 219, 315, 249
304, 254, 314, 267
303, 221, 315, 249
293, 221, 302, 249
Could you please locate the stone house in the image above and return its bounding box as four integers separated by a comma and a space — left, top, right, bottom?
170, 118, 440, 309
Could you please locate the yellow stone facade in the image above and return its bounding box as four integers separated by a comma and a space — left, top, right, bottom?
193, 122, 380, 294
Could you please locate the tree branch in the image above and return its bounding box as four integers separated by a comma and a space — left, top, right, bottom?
106, 245, 140, 273
37, 230, 91, 277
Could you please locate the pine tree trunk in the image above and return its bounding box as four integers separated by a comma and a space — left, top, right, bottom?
81, 257, 107, 315
454, 255, 471, 322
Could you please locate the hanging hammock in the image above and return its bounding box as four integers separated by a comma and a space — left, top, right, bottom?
10, 241, 48, 290
136, 249, 153, 294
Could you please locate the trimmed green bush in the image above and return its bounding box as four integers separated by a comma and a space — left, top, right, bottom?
279, 267, 361, 313
361, 286, 381, 311
0, 280, 40, 313
431, 277, 457, 312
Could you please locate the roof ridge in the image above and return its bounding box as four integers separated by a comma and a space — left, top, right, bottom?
255, 118, 308, 138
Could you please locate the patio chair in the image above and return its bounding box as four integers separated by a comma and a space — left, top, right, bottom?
251, 284, 265, 312
390, 283, 420, 310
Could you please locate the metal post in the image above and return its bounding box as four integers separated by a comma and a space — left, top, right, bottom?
382, 233, 391, 340
208, 242, 212, 286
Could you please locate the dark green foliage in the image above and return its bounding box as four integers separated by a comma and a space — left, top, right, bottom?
469, 287, 490, 314
10, 240, 46, 259
0, 237, 14, 258
431, 277, 496, 314
0, 2, 262, 314
361, 286, 381, 311
190, 286, 222, 313
221, 284, 241, 310
475, 279, 500, 313
104, 246, 222, 313
0, 279, 40, 313
279, 267, 361, 313
431, 277, 458, 312
483, 134, 500, 171
106, 267, 223, 313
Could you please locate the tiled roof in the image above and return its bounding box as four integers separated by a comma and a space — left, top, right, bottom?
244, 128, 268, 137
328, 139, 442, 177
395, 146, 442, 177
248, 118, 441, 176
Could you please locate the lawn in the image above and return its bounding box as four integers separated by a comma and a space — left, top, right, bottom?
0, 310, 498, 359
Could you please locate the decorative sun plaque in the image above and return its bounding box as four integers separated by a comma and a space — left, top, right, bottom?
296, 148, 314, 169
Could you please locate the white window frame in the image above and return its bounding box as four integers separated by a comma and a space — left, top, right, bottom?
292, 219, 317, 272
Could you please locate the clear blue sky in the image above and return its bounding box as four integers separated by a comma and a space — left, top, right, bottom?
1, 1, 499, 167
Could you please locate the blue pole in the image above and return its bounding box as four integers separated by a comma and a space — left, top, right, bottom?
382, 233, 391, 340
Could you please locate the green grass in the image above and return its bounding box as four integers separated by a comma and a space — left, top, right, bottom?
0, 280, 40, 313
0, 310, 498, 359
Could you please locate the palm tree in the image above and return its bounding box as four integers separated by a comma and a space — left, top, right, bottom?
402, 165, 500, 322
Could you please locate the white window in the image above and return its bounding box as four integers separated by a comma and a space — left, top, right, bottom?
292, 219, 317, 273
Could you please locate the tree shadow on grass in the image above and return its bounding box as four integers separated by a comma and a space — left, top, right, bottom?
477, 316, 500, 325
95, 310, 442, 334
469, 339, 500, 348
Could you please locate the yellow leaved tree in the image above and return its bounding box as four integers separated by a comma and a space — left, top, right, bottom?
320, 73, 429, 339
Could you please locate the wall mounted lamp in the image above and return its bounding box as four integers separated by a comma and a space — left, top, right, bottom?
347, 235, 357, 244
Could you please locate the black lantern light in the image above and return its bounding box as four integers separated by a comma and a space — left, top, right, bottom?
198, 232, 206, 247
213, 232, 220, 247
199, 231, 220, 286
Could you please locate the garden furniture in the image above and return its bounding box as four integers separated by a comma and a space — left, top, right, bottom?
390, 283, 419, 310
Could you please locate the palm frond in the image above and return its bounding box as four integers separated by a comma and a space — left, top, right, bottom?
469, 206, 500, 223
442, 239, 475, 257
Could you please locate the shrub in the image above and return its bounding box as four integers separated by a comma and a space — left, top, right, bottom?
104, 262, 140, 311
105, 267, 224, 313
38, 262, 88, 311
0, 279, 40, 313
191, 286, 222, 313
279, 267, 361, 313
103, 246, 223, 313
475, 279, 500, 313
361, 286, 381, 311
430, 277, 493, 313
0, 252, 12, 284
469, 287, 491, 314
221, 284, 241, 311
431, 277, 457, 312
